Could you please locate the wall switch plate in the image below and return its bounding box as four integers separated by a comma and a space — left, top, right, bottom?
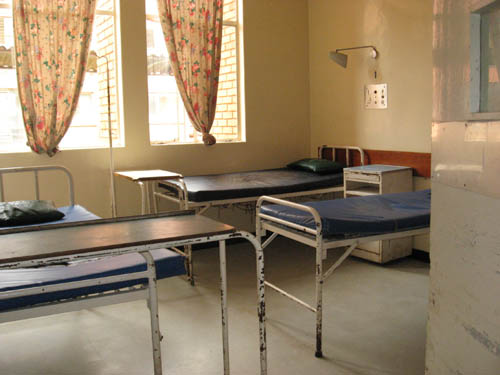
365, 83, 388, 109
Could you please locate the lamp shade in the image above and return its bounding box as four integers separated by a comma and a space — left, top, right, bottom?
329, 51, 348, 68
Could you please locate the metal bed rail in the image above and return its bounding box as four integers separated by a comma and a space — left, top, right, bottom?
318, 145, 366, 166
0, 165, 75, 205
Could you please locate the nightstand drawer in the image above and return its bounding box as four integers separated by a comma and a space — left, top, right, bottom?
344, 171, 381, 183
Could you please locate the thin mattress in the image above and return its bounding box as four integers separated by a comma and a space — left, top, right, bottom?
159, 168, 344, 202
0, 248, 185, 311
260, 189, 431, 238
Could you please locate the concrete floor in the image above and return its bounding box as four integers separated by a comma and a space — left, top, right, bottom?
0, 237, 429, 375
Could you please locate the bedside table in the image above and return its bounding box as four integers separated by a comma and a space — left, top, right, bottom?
343, 164, 413, 263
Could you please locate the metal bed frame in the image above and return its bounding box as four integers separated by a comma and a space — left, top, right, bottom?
0, 165, 75, 204
0, 165, 269, 375
154, 145, 365, 284
155, 145, 365, 214
254, 195, 430, 359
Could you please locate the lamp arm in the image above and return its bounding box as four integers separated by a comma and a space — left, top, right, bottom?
335, 45, 377, 53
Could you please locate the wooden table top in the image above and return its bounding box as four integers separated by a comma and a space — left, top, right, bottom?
114, 170, 182, 182
0, 212, 235, 265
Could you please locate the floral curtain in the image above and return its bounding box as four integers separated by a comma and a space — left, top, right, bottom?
13, 0, 97, 156
157, 0, 223, 145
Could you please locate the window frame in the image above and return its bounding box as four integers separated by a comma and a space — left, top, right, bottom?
469, 0, 500, 119
145, 0, 245, 146
0, 0, 123, 154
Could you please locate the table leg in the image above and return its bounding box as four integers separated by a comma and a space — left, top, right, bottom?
141, 251, 163, 375
254, 236, 267, 374
235, 231, 267, 375
314, 243, 323, 358
185, 245, 194, 285
219, 240, 230, 375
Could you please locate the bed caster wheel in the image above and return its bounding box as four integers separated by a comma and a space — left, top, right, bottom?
315, 351, 323, 358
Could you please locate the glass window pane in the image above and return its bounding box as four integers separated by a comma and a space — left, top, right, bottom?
61, 3, 121, 149
223, 0, 237, 22
0, 0, 121, 153
477, 2, 500, 113
0, 2, 27, 152
146, 0, 240, 144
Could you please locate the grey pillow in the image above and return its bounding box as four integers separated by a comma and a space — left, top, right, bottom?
287, 158, 346, 175
0, 200, 65, 226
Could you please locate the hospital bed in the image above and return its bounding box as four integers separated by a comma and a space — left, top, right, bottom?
0, 165, 99, 227
153, 145, 365, 283
254, 189, 431, 359
155, 146, 365, 214
0, 166, 267, 375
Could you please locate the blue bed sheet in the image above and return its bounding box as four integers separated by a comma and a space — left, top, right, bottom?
0, 248, 185, 311
260, 189, 431, 238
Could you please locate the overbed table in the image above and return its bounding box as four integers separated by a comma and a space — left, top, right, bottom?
0, 211, 267, 375
114, 169, 182, 214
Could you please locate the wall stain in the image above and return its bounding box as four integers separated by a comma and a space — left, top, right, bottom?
464, 325, 500, 357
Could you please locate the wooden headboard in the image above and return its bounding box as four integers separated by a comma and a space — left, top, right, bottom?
320, 146, 431, 178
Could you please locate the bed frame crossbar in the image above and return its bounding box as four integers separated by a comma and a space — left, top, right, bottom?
0, 165, 75, 205
318, 145, 365, 166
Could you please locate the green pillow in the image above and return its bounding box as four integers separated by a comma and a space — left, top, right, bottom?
0, 200, 65, 227
287, 158, 346, 175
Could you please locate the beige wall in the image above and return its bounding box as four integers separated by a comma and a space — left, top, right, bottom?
0, 0, 311, 219
307, 0, 433, 251
308, 0, 432, 154
0, 0, 434, 224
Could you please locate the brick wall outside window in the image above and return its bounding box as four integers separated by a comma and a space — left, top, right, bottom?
211, 0, 239, 141
95, 0, 119, 140
147, 0, 242, 144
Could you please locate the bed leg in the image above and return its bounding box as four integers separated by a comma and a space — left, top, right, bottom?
315, 242, 324, 358
184, 245, 195, 286
141, 251, 163, 375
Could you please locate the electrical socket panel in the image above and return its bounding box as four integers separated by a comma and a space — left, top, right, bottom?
365, 83, 388, 109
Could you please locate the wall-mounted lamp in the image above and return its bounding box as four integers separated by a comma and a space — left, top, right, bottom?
329, 45, 378, 68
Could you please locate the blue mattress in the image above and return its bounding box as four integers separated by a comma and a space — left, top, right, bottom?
260, 190, 431, 238
0, 205, 100, 231
0, 248, 185, 311
159, 168, 344, 202
57, 205, 101, 223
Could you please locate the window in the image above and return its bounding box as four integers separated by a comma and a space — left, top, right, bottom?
0, 0, 121, 153
470, 1, 500, 113
146, 0, 243, 144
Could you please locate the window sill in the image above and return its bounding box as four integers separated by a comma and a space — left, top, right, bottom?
0, 144, 125, 155
151, 140, 246, 146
